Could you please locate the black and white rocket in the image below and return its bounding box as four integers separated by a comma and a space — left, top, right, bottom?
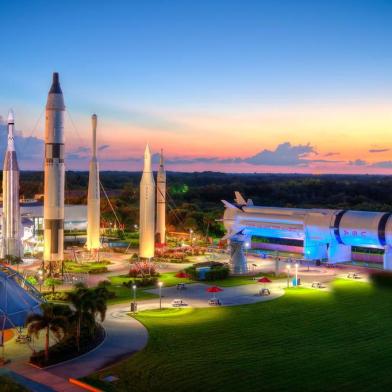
43, 73, 65, 272
139, 145, 155, 259
2, 110, 22, 258
86, 114, 101, 251
156, 149, 166, 245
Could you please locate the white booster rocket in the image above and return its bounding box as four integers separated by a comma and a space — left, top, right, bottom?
43, 72, 65, 271
2, 110, 22, 258
156, 149, 166, 245
139, 145, 155, 259
87, 114, 101, 251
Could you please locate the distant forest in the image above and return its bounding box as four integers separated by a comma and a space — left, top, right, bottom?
8, 171, 392, 237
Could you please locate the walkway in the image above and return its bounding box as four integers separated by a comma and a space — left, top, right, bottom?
4, 305, 148, 391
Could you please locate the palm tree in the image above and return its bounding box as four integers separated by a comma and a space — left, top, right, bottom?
26, 303, 68, 362
68, 286, 90, 352
68, 285, 109, 351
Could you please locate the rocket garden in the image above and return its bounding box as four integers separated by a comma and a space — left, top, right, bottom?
1, 74, 392, 392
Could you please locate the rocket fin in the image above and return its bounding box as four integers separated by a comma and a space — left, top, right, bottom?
222, 200, 240, 210
234, 191, 247, 206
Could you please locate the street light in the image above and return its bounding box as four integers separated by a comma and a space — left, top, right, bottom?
158, 281, 163, 310
37, 269, 44, 292
286, 263, 291, 288
132, 284, 137, 313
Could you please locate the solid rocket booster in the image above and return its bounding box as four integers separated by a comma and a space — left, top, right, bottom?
2, 110, 22, 258
156, 149, 166, 245
87, 114, 101, 251
43, 72, 65, 270
139, 145, 155, 259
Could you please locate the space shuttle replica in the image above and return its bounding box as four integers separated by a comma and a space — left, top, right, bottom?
223, 192, 392, 272
43, 72, 65, 274
139, 145, 155, 259
1, 110, 22, 258
156, 149, 166, 245
86, 114, 101, 251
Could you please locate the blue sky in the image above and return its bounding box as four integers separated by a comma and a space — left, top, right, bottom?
0, 0, 392, 172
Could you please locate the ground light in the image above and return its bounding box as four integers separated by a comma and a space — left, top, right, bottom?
286, 263, 291, 288
158, 281, 163, 310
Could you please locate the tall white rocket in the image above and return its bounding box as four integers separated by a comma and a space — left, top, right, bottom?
156, 149, 166, 245
2, 110, 22, 258
43, 72, 65, 273
87, 114, 100, 251
139, 145, 155, 259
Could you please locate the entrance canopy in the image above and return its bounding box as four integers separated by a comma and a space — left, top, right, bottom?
0, 266, 42, 329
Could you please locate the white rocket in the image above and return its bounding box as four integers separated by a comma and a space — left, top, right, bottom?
2, 110, 22, 258
156, 149, 166, 245
43, 72, 65, 273
86, 114, 101, 251
139, 145, 155, 259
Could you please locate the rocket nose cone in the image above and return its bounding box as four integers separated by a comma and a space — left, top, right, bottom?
7, 109, 14, 123
49, 72, 63, 94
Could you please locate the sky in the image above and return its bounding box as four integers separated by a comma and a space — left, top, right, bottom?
0, 0, 392, 173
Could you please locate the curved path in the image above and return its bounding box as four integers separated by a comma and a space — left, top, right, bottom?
5, 304, 148, 391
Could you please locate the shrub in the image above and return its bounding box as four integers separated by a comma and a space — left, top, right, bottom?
185, 265, 230, 281
43, 292, 70, 301
370, 271, 392, 289
122, 276, 158, 288
129, 262, 158, 277
205, 266, 230, 281
184, 266, 198, 279
30, 325, 105, 367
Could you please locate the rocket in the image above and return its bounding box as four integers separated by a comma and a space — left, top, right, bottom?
86, 114, 101, 251
2, 110, 22, 258
43, 72, 65, 273
139, 144, 155, 259
156, 149, 166, 245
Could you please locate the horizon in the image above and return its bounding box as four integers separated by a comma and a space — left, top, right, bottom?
1, 1, 392, 174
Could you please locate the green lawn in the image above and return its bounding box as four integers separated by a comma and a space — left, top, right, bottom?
64, 261, 110, 274
107, 272, 195, 304
106, 285, 158, 305
85, 280, 392, 392
109, 272, 195, 288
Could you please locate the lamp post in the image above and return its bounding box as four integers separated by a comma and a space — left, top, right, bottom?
286, 263, 291, 288
37, 269, 44, 292
132, 284, 137, 313
158, 281, 163, 310
295, 262, 299, 287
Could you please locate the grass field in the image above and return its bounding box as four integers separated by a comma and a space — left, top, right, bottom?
107, 272, 195, 304
64, 261, 110, 274
85, 280, 392, 392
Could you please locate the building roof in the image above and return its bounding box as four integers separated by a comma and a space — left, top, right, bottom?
0, 204, 87, 221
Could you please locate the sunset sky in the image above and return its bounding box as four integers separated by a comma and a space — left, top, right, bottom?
0, 0, 392, 173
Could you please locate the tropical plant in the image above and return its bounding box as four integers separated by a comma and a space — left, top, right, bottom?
68, 285, 109, 351
26, 303, 68, 362
44, 277, 62, 294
